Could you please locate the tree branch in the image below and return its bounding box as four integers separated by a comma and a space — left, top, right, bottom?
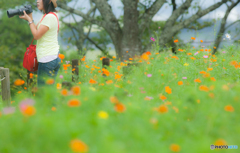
172, 0, 229, 36
139, 0, 166, 35
57, 2, 103, 27
163, 0, 193, 31
213, 0, 240, 54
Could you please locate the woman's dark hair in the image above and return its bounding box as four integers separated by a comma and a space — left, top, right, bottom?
42, 0, 58, 14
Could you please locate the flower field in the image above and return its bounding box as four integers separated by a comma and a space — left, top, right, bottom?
0, 44, 239, 153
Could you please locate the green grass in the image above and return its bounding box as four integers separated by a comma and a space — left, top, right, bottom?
0, 45, 239, 153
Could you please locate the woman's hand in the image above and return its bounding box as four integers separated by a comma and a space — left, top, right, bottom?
19, 11, 33, 22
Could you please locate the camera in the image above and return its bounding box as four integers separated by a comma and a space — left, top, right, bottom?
7, 5, 33, 18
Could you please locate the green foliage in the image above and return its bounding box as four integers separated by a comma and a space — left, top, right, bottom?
0, 10, 33, 97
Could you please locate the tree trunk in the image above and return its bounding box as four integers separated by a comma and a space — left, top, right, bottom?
120, 0, 142, 61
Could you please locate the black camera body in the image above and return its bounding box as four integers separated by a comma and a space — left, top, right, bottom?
7, 5, 33, 18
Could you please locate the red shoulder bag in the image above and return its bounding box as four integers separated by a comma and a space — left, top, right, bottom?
23, 12, 59, 72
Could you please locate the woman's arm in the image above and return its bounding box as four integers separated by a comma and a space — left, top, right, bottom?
19, 11, 49, 40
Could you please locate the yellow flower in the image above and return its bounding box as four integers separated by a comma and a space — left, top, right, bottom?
184, 63, 189, 66
98, 111, 109, 119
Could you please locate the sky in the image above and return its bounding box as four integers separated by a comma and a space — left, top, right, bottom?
31, 0, 240, 23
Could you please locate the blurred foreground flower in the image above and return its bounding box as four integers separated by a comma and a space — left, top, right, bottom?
19, 99, 36, 116
71, 86, 81, 96
70, 139, 88, 152
2, 107, 15, 115
224, 105, 234, 112
98, 111, 109, 119
170, 144, 180, 152
21, 106, 36, 116
114, 103, 126, 113
68, 99, 81, 107
157, 105, 168, 113
14, 79, 25, 86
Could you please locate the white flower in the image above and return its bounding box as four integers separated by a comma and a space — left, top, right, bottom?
225, 33, 231, 39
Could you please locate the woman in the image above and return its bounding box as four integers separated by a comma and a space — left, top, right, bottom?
19, 0, 61, 87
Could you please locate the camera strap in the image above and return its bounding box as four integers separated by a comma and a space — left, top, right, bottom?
31, 12, 60, 44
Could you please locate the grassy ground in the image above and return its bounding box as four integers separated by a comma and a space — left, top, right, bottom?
0, 45, 239, 153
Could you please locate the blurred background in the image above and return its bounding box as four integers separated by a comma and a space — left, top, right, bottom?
1, 0, 240, 95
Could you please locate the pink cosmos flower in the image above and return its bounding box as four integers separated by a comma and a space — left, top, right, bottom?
182, 77, 187, 79
147, 74, 152, 77
19, 98, 35, 111
203, 55, 208, 58
194, 52, 199, 55
2, 107, 15, 115
150, 37, 155, 42
59, 75, 63, 79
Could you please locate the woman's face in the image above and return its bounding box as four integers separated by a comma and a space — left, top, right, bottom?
37, 0, 44, 12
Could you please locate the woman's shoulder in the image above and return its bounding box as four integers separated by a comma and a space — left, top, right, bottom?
46, 12, 58, 18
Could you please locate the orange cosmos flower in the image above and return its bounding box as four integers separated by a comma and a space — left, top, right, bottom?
14, 79, 25, 86
110, 96, 120, 104
89, 79, 97, 84
170, 144, 180, 152
115, 74, 122, 80
61, 89, 68, 96
129, 58, 133, 60
211, 77, 216, 81
174, 39, 179, 43
146, 51, 151, 55
171, 56, 179, 60
200, 40, 203, 43
68, 99, 81, 107
102, 68, 110, 76
21, 106, 36, 116
194, 78, 201, 83
165, 86, 172, 94
106, 80, 113, 84
191, 37, 196, 40
158, 105, 168, 113
46, 79, 54, 85
71, 86, 81, 96
81, 56, 86, 61
141, 53, 150, 61
224, 105, 234, 112
203, 73, 210, 78
51, 107, 56, 111
178, 81, 183, 85
29, 73, 33, 79
178, 49, 183, 52
207, 68, 213, 71
199, 85, 209, 92
114, 103, 126, 113
199, 71, 206, 74
159, 95, 167, 101
190, 57, 196, 60
58, 54, 65, 60
70, 139, 88, 152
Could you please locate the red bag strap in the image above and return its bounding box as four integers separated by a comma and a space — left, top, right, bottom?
31, 12, 59, 44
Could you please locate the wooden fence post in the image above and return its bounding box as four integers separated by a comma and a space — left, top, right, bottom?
0, 67, 11, 106
102, 58, 110, 68
72, 59, 79, 82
